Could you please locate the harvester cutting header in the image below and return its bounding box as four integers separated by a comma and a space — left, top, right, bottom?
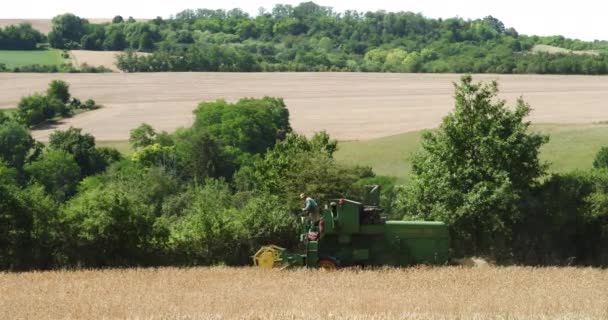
253, 186, 450, 270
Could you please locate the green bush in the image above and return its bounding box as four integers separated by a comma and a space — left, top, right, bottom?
16, 93, 63, 127
513, 171, 608, 266
593, 146, 608, 169
0, 121, 39, 171
49, 128, 101, 176
25, 150, 81, 201
192, 97, 291, 159
168, 180, 245, 265
47, 80, 71, 104
60, 186, 160, 266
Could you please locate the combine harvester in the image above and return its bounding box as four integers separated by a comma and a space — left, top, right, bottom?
253, 186, 450, 270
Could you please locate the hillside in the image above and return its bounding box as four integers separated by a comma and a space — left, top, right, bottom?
2, 2, 608, 74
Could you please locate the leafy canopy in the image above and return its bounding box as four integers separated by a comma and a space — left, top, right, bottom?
398, 75, 549, 254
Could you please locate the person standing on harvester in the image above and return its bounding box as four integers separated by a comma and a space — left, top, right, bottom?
300, 193, 319, 222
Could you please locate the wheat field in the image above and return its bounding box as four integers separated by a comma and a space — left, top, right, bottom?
1, 266, 606, 320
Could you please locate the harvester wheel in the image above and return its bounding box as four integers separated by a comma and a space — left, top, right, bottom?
318, 259, 338, 271
253, 245, 284, 269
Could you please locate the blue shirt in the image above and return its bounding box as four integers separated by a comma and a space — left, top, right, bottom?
303, 197, 318, 211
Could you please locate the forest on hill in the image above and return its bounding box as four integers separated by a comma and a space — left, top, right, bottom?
2, 1, 608, 73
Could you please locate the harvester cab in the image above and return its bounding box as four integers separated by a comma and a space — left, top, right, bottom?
252, 185, 450, 270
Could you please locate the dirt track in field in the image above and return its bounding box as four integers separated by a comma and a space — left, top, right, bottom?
69, 50, 122, 72
69, 50, 150, 72
1, 73, 607, 141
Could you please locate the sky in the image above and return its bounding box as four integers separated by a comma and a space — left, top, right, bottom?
2, 0, 606, 41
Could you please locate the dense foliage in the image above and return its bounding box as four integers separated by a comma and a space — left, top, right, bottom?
0, 23, 45, 50
0, 62, 112, 73
395, 76, 607, 265
0, 96, 377, 270
397, 76, 549, 255
514, 170, 608, 266
38, 2, 608, 74
11, 80, 99, 127
1, 77, 607, 270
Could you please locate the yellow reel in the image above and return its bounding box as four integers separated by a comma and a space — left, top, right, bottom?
252, 245, 285, 269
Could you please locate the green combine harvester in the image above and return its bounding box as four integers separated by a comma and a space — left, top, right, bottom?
253, 186, 450, 270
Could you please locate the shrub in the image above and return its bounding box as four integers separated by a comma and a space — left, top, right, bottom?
47, 80, 71, 104
25, 150, 81, 201
16, 94, 63, 127
593, 146, 608, 169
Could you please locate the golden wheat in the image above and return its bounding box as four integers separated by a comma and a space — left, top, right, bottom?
1, 266, 607, 320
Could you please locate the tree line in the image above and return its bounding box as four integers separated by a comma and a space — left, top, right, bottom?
0, 94, 380, 269
9, 1, 607, 74
0, 23, 45, 50
1, 77, 607, 270
0, 62, 112, 73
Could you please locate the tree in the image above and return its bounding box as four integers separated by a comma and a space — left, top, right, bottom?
174, 129, 235, 181
60, 185, 159, 266
235, 132, 359, 207
129, 123, 156, 149
593, 147, 608, 169
48, 14, 88, 49
112, 16, 124, 24
192, 97, 291, 160
168, 180, 244, 265
59, 161, 179, 266
0, 121, 39, 171
0, 177, 33, 269
25, 150, 81, 201
103, 27, 127, 51
46, 80, 71, 104
0, 23, 45, 50
48, 127, 105, 176
16, 94, 63, 127
397, 75, 549, 255
0, 111, 9, 125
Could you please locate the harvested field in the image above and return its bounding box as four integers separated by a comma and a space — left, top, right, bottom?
69, 50, 123, 72
0, 266, 606, 319
0, 73, 607, 141
69, 50, 150, 72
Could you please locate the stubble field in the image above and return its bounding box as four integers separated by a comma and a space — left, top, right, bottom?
1, 266, 606, 320
1, 73, 608, 141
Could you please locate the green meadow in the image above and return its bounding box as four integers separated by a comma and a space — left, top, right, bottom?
335, 123, 608, 181
0, 49, 64, 68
